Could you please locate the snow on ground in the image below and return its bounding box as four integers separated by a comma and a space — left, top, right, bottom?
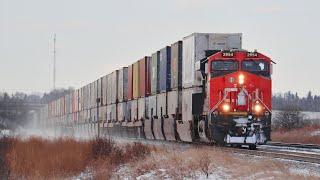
111, 147, 320, 179
311, 130, 320, 136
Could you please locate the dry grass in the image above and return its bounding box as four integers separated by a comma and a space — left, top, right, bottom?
272, 124, 320, 144
0, 137, 150, 179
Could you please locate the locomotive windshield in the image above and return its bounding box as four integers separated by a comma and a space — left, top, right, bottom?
242, 60, 270, 77
211, 60, 238, 77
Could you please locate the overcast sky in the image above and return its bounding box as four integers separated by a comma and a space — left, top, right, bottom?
1, 0, 319, 96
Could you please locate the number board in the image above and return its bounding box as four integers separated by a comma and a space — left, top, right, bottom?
247, 52, 259, 57
222, 51, 234, 57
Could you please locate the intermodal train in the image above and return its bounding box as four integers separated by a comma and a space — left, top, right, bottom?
40, 33, 273, 149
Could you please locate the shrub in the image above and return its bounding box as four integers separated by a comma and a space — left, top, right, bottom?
273, 106, 308, 130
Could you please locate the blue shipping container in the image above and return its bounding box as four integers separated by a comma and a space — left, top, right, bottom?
159, 46, 171, 92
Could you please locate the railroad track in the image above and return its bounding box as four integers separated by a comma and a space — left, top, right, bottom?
266, 142, 320, 149
113, 137, 320, 164
229, 147, 320, 164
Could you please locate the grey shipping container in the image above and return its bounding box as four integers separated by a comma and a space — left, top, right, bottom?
118, 67, 128, 102
170, 41, 183, 90
111, 104, 117, 122
117, 102, 127, 122
111, 70, 119, 104
150, 51, 160, 94
148, 95, 157, 119
159, 46, 171, 92
138, 98, 145, 120
131, 99, 138, 122
102, 75, 108, 105
157, 92, 167, 117
106, 105, 112, 122
97, 78, 102, 106
182, 33, 242, 88
106, 74, 112, 105
126, 101, 132, 122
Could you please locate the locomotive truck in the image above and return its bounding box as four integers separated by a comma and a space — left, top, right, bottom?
41, 33, 273, 149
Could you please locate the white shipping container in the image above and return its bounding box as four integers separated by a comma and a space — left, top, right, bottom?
167, 90, 181, 116
182, 87, 202, 122
182, 33, 242, 88
157, 92, 167, 117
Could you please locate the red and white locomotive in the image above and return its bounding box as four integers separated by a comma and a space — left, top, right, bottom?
197, 50, 272, 149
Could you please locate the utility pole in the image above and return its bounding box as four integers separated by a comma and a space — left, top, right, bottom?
53, 34, 56, 90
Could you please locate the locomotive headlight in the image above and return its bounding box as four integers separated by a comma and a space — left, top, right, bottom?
222, 104, 230, 112
254, 104, 262, 113
238, 74, 245, 85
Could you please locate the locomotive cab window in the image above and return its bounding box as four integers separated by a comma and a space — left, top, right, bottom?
211, 60, 238, 77
242, 60, 270, 77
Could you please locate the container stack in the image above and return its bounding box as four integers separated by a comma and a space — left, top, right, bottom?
41, 32, 243, 141
181, 33, 242, 124
118, 67, 128, 123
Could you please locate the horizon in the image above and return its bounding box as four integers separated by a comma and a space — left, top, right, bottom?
1, 0, 320, 96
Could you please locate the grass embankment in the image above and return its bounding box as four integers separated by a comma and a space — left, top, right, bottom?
0, 137, 150, 179
272, 124, 320, 145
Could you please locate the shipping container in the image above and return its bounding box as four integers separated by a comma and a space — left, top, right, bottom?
170, 41, 183, 90
150, 51, 160, 94
182, 33, 242, 88
167, 90, 182, 116
106, 105, 112, 122
131, 99, 138, 122
157, 92, 167, 117
132, 61, 140, 99
107, 74, 112, 105
118, 67, 128, 102
148, 95, 157, 119
181, 87, 203, 122
102, 75, 108, 105
128, 65, 133, 100
117, 102, 127, 122
97, 78, 102, 106
111, 70, 119, 104
126, 101, 132, 122
139, 57, 151, 97
159, 46, 171, 92
94, 81, 98, 107
111, 104, 117, 122
138, 98, 145, 120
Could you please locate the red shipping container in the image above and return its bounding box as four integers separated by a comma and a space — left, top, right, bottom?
128, 64, 133, 100
139, 56, 151, 97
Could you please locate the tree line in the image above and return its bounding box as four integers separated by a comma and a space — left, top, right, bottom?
273, 91, 320, 112
0, 88, 73, 130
